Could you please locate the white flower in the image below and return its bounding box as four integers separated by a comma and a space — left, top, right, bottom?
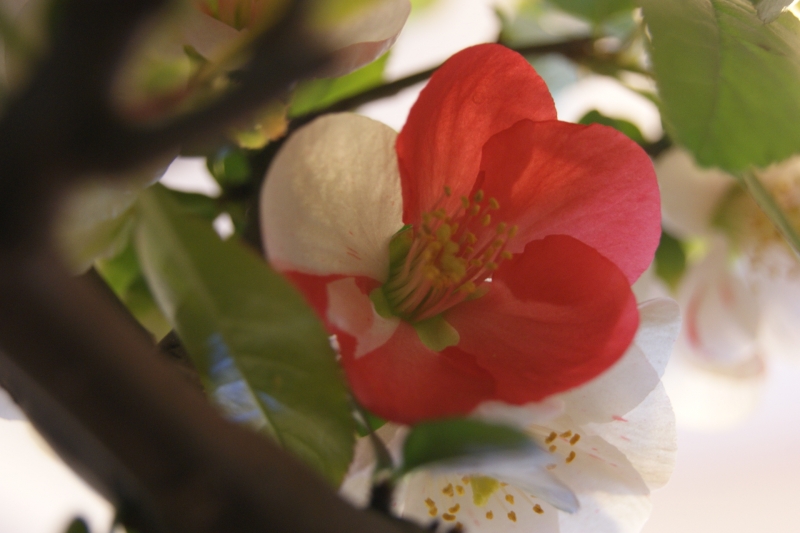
341, 299, 680, 533
655, 148, 800, 429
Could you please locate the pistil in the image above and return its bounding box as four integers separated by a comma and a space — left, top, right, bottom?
381, 186, 517, 322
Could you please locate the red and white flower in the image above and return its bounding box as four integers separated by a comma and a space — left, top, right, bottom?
340, 298, 681, 533
260, 43, 662, 424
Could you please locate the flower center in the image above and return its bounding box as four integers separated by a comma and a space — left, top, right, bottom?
378, 186, 517, 323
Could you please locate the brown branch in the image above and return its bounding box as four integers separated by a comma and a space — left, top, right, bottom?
0, 1, 428, 532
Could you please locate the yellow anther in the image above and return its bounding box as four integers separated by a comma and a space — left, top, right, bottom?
458, 281, 477, 294
533, 504, 544, 514
462, 476, 470, 484
469, 259, 482, 268
481, 214, 492, 226
424, 265, 441, 280
469, 204, 481, 215
493, 239, 504, 247
500, 482, 508, 487
485, 261, 498, 271
570, 434, 581, 445
429, 507, 438, 517
434, 208, 447, 219
489, 198, 500, 209
443, 241, 460, 254
465, 247, 476, 257
444, 185, 452, 196
425, 498, 436, 508
496, 222, 507, 234
566, 451, 576, 463
508, 225, 519, 237
442, 513, 457, 521
505, 495, 515, 504
460, 196, 470, 208
449, 504, 460, 513
546, 463, 557, 471
443, 484, 455, 497
560, 431, 572, 438
545, 431, 558, 444
548, 445, 557, 453
501, 251, 513, 260
455, 485, 465, 496
436, 224, 452, 242
508, 511, 517, 522
466, 232, 477, 245
486, 511, 494, 520
474, 190, 485, 202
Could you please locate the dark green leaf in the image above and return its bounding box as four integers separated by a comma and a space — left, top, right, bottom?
654, 230, 687, 289
161, 188, 220, 221
134, 185, 355, 484
208, 147, 252, 188
550, 0, 635, 23
289, 53, 389, 117
64, 518, 89, 533
400, 419, 534, 475
642, 0, 800, 171
579, 110, 647, 145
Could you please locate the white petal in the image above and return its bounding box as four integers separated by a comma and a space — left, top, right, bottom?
677, 239, 760, 367
472, 399, 566, 428
655, 148, 734, 239
260, 113, 403, 279
318, 0, 411, 75
558, 299, 679, 425
634, 298, 681, 378
532, 419, 651, 533
584, 383, 677, 490
326, 277, 400, 358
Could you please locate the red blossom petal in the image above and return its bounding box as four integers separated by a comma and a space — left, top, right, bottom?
396, 43, 556, 224
338, 322, 496, 424
477, 119, 661, 283
444, 235, 639, 404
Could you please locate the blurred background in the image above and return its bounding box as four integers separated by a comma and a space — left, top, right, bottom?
2, 0, 800, 531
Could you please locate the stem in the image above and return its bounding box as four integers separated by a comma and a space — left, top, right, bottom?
740, 170, 800, 259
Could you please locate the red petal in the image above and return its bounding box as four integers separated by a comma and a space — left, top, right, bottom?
444, 235, 639, 404
478, 119, 660, 283
396, 43, 556, 224
338, 322, 496, 424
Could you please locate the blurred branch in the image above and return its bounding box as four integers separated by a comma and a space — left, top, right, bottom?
0, 1, 428, 532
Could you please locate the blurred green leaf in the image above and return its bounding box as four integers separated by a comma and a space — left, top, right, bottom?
96, 242, 171, 339
134, 185, 355, 484
749, 0, 794, 22
289, 53, 389, 117
161, 188, 220, 221
64, 518, 89, 533
578, 110, 647, 145
550, 0, 635, 24
654, 230, 687, 289
498, 1, 591, 47
400, 419, 534, 476
642, 0, 800, 171
208, 147, 252, 188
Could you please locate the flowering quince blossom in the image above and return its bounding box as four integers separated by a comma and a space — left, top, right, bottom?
261, 43, 662, 423
340, 298, 680, 533
653, 148, 800, 429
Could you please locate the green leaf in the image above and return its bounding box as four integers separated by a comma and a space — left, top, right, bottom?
654, 230, 687, 289
64, 518, 89, 533
399, 419, 535, 476
579, 110, 647, 145
550, 0, 635, 24
749, 0, 794, 23
208, 147, 252, 188
134, 185, 355, 484
289, 53, 389, 117
642, 0, 800, 171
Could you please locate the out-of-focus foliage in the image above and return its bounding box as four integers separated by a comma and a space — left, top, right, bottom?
654, 231, 687, 290
134, 185, 356, 484
579, 110, 647, 145
549, 0, 634, 24
64, 518, 89, 533
642, 0, 800, 172
290, 52, 389, 116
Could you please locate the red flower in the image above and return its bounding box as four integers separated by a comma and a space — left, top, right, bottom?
260, 44, 660, 424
